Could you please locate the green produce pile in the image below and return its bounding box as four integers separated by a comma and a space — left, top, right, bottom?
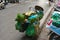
52, 12, 60, 28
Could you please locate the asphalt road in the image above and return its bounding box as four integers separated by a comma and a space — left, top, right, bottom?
0, 0, 50, 40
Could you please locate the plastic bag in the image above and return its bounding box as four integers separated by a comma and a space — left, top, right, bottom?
15, 22, 21, 30
52, 12, 60, 28
25, 24, 36, 36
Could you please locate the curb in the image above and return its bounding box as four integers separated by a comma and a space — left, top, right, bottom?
40, 4, 54, 28
38, 3, 54, 36
37, 3, 54, 40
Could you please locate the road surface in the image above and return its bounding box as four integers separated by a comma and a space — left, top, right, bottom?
0, 0, 50, 40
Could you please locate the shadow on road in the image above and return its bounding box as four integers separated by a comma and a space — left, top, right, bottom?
21, 35, 38, 40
